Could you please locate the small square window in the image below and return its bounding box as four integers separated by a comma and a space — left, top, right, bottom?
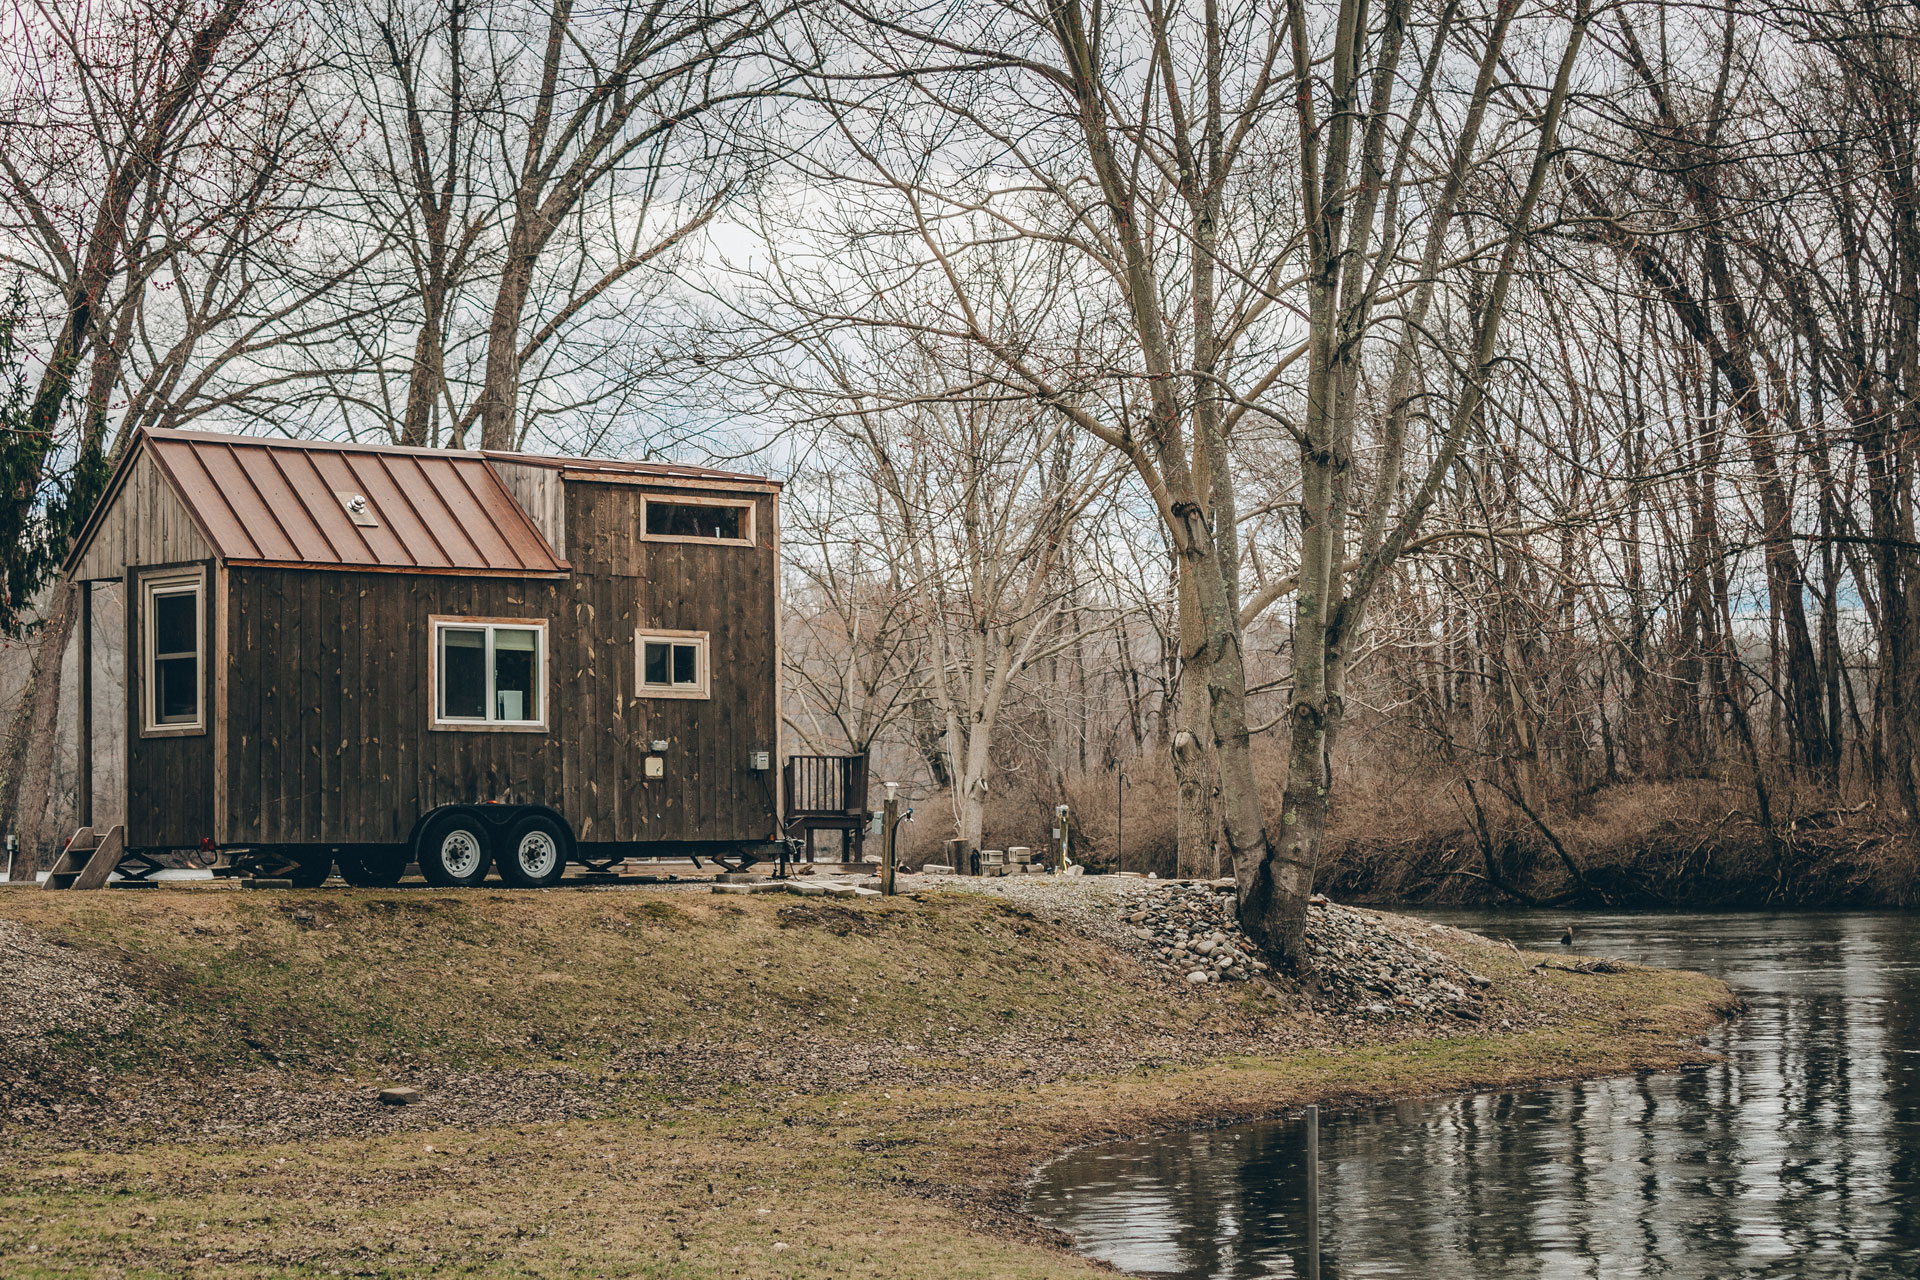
432, 619, 546, 729
636, 630, 709, 699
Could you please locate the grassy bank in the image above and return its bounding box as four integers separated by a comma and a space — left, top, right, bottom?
0, 884, 1736, 1278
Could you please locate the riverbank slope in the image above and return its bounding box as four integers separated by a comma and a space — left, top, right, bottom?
0, 882, 1736, 1278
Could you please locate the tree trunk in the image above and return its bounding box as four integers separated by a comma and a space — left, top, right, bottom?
475, 225, 539, 450
2, 580, 77, 879
953, 729, 992, 847
402, 307, 447, 447
1172, 641, 1216, 879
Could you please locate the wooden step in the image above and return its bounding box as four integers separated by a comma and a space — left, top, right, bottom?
43, 825, 126, 891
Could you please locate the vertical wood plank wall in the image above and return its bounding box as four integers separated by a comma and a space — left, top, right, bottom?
488, 461, 567, 559
72, 453, 210, 583
217, 482, 778, 848
125, 562, 219, 847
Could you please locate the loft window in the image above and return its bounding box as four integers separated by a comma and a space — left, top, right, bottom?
431, 618, 547, 729
142, 573, 203, 733
636, 630, 710, 699
641, 496, 754, 545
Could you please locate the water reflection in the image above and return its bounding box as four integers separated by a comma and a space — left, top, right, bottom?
1028, 912, 1920, 1278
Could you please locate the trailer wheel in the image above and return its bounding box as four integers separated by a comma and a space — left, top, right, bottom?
338, 851, 406, 887
288, 857, 332, 888
419, 814, 492, 887
498, 815, 568, 888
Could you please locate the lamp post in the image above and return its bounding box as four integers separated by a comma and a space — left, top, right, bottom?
881, 782, 899, 895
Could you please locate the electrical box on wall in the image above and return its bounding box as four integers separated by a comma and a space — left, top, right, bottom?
748, 750, 770, 771
644, 756, 665, 779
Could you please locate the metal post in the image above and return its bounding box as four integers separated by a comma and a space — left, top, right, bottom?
881, 783, 899, 896
1305, 1105, 1320, 1280
1115, 770, 1124, 873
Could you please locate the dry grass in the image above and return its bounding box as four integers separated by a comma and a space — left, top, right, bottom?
0, 884, 1735, 1279
938, 736, 1920, 907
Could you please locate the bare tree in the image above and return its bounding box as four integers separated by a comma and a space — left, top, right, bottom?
467, 0, 798, 450
0, 0, 344, 871
762, 0, 1593, 969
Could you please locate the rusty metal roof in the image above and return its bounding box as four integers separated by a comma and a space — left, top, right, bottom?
136, 430, 569, 576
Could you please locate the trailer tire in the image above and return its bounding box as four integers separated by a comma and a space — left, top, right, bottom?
498, 814, 568, 888
288, 857, 332, 888
418, 814, 493, 887
338, 851, 406, 887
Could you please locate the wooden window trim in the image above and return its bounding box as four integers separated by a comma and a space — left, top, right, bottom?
139, 568, 206, 738
428, 615, 550, 733
639, 494, 757, 548
635, 628, 711, 700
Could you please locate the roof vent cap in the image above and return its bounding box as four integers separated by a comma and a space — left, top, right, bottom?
335, 490, 378, 528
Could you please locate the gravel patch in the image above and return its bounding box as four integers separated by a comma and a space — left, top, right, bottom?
0, 919, 145, 1047
911, 873, 1494, 1022
0, 917, 148, 1111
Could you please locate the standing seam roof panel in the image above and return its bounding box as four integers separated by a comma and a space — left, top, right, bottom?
391, 455, 477, 566
265, 448, 351, 564
137, 432, 570, 575
344, 452, 457, 568
447, 456, 540, 567
175, 442, 292, 561
234, 449, 338, 563
150, 441, 263, 560
303, 451, 387, 564
419, 459, 515, 566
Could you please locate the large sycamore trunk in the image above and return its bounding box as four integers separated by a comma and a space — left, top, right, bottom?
1172, 645, 1217, 878
2, 581, 78, 879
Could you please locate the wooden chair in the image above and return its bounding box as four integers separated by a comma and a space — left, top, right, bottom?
782, 754, 871, 863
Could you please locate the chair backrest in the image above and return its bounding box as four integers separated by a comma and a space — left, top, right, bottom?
784, 753, 870, 817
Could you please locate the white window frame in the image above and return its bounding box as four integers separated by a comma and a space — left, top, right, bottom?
141, 570, 205, 736
639, 494, 756, 547
635, 628, 711, 700
429, 616, 550, 732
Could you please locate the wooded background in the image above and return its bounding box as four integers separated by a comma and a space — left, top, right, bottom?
3, 0, 1916, 925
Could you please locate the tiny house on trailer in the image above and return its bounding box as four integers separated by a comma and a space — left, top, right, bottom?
48, 428, 786, 888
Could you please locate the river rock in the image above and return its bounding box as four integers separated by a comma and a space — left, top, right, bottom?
1098, 878, 1493, 1020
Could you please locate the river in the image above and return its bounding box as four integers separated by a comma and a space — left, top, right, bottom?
1026, 910, 1920, 1278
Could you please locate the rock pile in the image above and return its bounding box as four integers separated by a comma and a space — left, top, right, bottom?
1120, 881, 1269, 985
1118, 880, 1491, 1021
1302, 897, 1492, 1021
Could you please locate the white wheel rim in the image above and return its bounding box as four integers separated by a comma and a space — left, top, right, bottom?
440, 830, 482, 878
517, 831, 558, 878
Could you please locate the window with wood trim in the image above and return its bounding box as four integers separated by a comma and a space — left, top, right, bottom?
431, 618, 547, 729
142, 574, 203, 734
636, 629, 710, 699
640, 495, 755, 546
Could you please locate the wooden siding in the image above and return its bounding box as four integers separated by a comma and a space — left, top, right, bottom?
125, 564, 218, 848
220, 480, 778, 847
72, 452, 210, 583
84, 582, 128, 830
488, 460, 567, 559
